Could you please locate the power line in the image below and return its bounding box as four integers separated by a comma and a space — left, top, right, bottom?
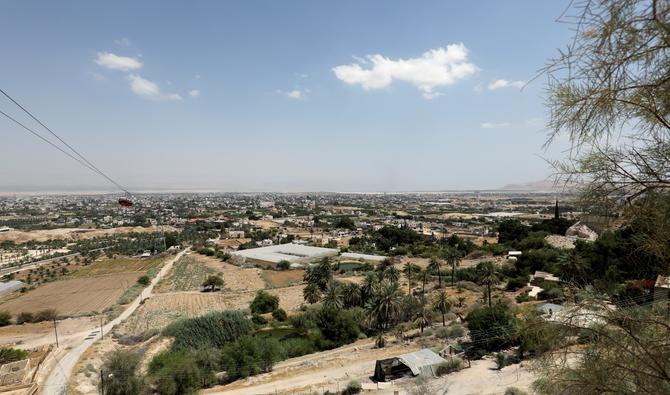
1, 109, 100, 174
0, 88, 131, 195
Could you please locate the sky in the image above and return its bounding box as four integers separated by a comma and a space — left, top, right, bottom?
0, 1, 574, 192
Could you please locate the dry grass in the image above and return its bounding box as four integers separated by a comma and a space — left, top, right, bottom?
261, 270, 304, 288
70, 257, 164, 277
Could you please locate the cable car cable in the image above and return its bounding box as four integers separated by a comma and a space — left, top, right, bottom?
0, 88, 131, 195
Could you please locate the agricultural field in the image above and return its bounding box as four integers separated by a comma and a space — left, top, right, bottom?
260, 269, 304, 288
0, 256, 166, 317
118, 284, 305, 336
154, 255, 223, 293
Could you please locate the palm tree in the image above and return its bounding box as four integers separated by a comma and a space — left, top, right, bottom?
361, 271, 377, 305
428, 257, 442, 289
477, 261, 499, 307
303, 283, 321, 304
322, 281, 343, 308
403, 262, 414, 295
342, 282, 362, 308
385, 266, 400, 284
368, 281, 402, 330
445, 248, 463, 287
419, 268, 429, 294
558, 250, 589, 285
433, 290, 451, 326
414, 305, 432, 334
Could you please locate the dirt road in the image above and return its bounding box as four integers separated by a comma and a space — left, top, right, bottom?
39, 249, 187, 395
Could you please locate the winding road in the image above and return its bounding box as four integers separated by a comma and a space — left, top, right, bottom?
40, 248, 187, 395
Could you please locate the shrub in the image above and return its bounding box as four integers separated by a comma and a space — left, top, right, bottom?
16, 312, 33, 325
436, 357, 463, 376
271, 308, 287, 322
100, 350, 142, 395
280, 338, 316, 358
33, 309, 57, 322
342, 380, 362, 395
0, 311, 11, 326
250, 290, 279, 314
220, 336, 283, 380
0, 348, 28, 364
150, 350, 213, 395
137, 275, 151, 286
436, 324, 465, 339
505, 276, 528, 291
251, 314, 268, 326
504, 387, 528, 395
466, 305, 516, 352
277, 260, 290, 270
163, 310, 252, 350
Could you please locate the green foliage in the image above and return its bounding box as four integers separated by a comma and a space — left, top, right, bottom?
100, 350, 142, 395
15, 312, 33, 325
271, 308, 287, 321
201, 274, 224, 291
149, 350, 215, 395
466, 305, 516, 352
0, 311, 11, 326
250, 290, 279, 314
136, 275, 150, 286
303, 258, 333, 291
276, 260, 290, 270
342, 380, 363, 395
0, 348, 28, 364
251, 314, 268, 326
220, 335, 283, 380
505, 276, 529, 291
316, 306, 361, 348
497, 220, 530, 245
163, 310, 252, 350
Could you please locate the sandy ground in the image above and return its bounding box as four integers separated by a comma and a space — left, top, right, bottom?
205, 340, 536, 395
0, 316, 100, 349
0, 226, 176, 243
204, 337, 422, 395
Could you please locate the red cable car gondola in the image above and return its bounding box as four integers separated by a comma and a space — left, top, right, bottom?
118, 197, 133, 207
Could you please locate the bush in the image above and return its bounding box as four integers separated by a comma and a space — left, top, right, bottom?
504, 387, 528, 395
271, 308, 287, 322
163, 310, 252, 350
435, 324, 465, 339
280, 337, 316, 358
16, 312, 33, 325
466, 305, 516, 352
342, 380, 362, 395
250, 290, 279, 314
150, 350, 214, 395
220, 336, 283, 380
252, 314, 268, 326
100, 350, 142, 395
0, 311, 11, 326
0, 348, 28, 364
495, 352, 522, 370
277, 260, 290, 270
137, 275, 151, 286
436, 357, 463, 376
505, 276, 528, 291
33, 309, 57, 322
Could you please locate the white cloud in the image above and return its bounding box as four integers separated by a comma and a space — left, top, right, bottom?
126, 74, 182, 100
285, 89, 304, 99
487, 79, 525, 90
481, 122, 510, 129
194, 74, 201, 79
94, 52, 143, 71
332, 44, 477, 99
188, 89, 200, 97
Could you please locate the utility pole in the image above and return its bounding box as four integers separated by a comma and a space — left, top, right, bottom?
100, 316, 104, 339
53, 317, 59, 347
100, 370, 104, 395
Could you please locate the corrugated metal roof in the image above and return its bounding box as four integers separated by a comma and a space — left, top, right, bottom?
0, 280, 24, 295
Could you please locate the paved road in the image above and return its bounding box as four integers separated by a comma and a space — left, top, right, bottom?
40, 249, 187, 395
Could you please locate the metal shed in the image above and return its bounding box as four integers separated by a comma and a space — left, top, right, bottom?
374, 349, 447, 382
